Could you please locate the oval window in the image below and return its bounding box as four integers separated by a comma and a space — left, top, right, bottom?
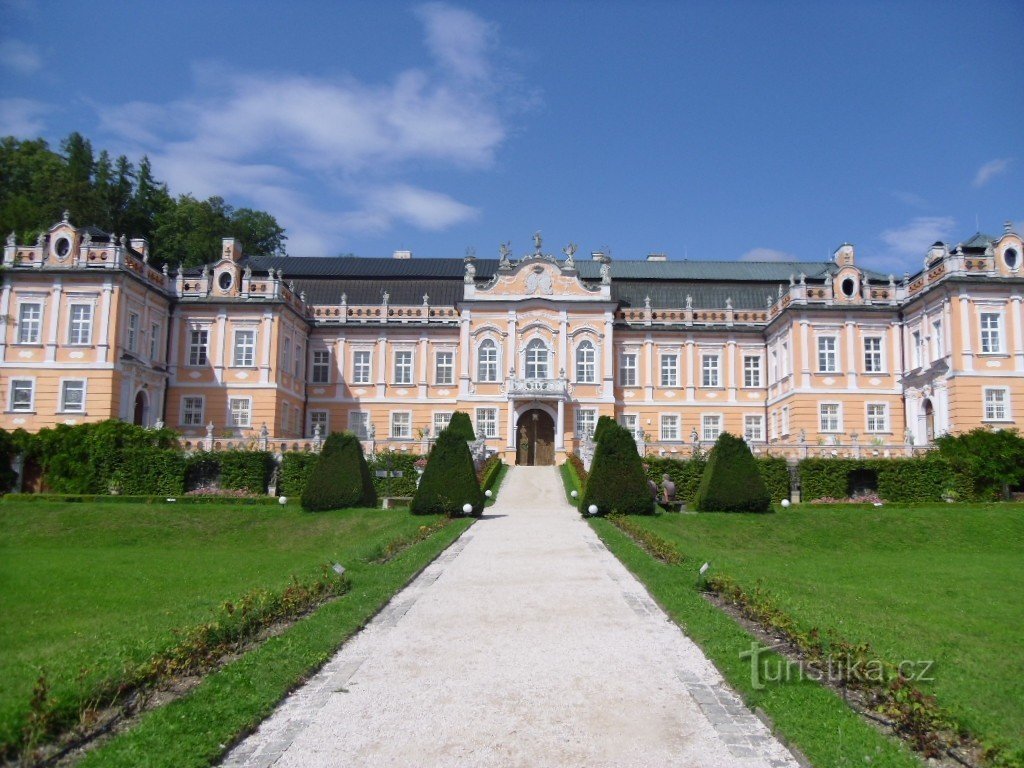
54, 237, 71, 258
841, 277, 857, 298
1005, 248, 1019, 270
218, 271, 233, 291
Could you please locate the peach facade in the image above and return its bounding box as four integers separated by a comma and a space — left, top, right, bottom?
3, 217, 1023, 464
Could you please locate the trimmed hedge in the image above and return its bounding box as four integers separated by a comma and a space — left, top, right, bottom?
445, 411, 476, 441
411, 428, 483, 516
369, 451, 422, 497
757, 457, 791, 503
301, 432, 377, 512
0, 494, 285, 505
644, 456, 789, 505
0, 428, 19, 493
580, 424, 653, 515
478, 454, 504, 492
279, 452, 319, 497
217, 451, 274, 494
694, 433, 771, 513
111, 448, 187, 495
798, 456, 985, 503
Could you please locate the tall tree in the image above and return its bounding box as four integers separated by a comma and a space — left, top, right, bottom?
229, 208, 287, 256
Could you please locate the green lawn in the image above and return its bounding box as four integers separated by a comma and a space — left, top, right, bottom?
0, 499, 458, 757
625, 504, 1024, 764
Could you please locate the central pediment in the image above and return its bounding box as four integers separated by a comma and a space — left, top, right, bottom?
464, 238, 611, 302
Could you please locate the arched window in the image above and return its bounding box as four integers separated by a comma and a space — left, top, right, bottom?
525, 339, 550, 380
576, 340, 596, 383
477, 339, 498, 382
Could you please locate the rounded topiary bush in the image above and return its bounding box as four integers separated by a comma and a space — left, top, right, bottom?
694, 432, 771, 513
444, 411, 476, 441
580, 423, 653, 515
411, 428, 483, 516
301, 432, 377, 512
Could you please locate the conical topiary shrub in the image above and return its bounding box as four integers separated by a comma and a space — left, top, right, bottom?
411, 428, 484, 516
591, 414, 617, 443
444, 411, 476, 441
301, 432, 377, 512
580, 423, 653, 515
694, 432, 771, 513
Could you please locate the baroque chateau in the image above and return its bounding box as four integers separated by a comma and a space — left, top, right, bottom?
2, 214, 1023, 465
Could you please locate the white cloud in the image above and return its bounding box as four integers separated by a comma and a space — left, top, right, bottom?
98, 3, 520, 252
740, 247, 795, 262
0, 97, 47, 136
0, 39, 41, 74
973, 158, 1012, 188
879, 216, 957, 257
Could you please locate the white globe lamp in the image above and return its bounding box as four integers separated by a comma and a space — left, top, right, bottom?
279, 496, 288, 505
588, 504, 598, 515
462, 503, 473, 515
780, 499, 791, 508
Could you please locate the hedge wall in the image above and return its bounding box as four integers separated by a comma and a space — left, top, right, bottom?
280, 452, 319, 497
369, 451, 422, 497
644, 456, 789, 504
185, 450, 274, 494
111, 448, 187, 495
798, 456, 985, 503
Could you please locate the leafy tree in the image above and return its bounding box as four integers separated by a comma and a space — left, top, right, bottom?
229, 208, 287, 257
694, 432, 771, 513
935, 428, 1024, 499
411, 428, 483, 516
580, 423, 653, 515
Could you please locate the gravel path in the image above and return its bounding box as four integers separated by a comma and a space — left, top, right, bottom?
223, 466, 800, 768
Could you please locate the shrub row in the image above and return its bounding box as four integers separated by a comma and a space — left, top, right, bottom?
644, 455, 790, 504
279, 452, 319, 497
477, 454, 503, 492
278, 450, 425, 499
608, 514, 684, 564
798, 456, 986, 503
0, 494, 285, 506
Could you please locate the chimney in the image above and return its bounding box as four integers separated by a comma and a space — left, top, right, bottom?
646, 252, 667, 262
130, 237, 150, 259
591, 251, 604, 261
221, 237, 243, 263
393, 249, 412, 259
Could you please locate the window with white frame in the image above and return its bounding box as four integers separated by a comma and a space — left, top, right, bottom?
701, 354, 720, 387
228, 397, 251, 427
181, 396, 204, 426
932, 319, 944, 360
660, 353, 678, 387
126, 311, 139, 353
394, 350, 413, 384
984, 388, 1009, 421
233, 329, 256, 367
188, 328, 209, 366
17, 302, 42, 344
863, 337, 883, 373
620, 414, 640, 440
817, 336, 837, 372
911, 330, 922, 368
819, 403, 841, 432
391, 411, 412, 439
352, 350, 372, 384
476, 408, 498, 438
433, 412, 452, 435
309, 410, 329, 436
980, 313, 1002, 354
770, 349, 778, 383
281, 335, 292, 372
744, 414, 764, 442
702, 414, 722, 442
9, 379, 34, 412
294, 342, 303, 378
781, 342, 790, 377
435, 350, 454, 385
575, 341, 596, 383
311, 350, 331, 383
660, 414, 679, 441
771, 409, 779, 439
149, 323, 160, 360
477, 340, 498, 382
575, 408, 597, 440
866, 403, 888, 432
743, 355, 761, 387
525, 339, 550, 380
59, 380, 86, 412
68, 304, 93, 345
619, 351, 637, 386
782, 405, 790, 436
349, 411, 370, 438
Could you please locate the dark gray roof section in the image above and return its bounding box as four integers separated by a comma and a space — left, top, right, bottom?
959, 233, 994, 250
245, 254, 501, 280
293, 279, 463, 306
612, 280, 783, 309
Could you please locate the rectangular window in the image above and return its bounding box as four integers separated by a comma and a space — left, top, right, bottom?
294, 343, 303, 378
619, 352, 637, 386
575, 343, 596, 383
435, 350, 454, 385
743, 355, 761, 387
391, 411, 412, 439
660, 354, 678, 387
782, 405, 790, 436
701, 354, 720, 387
311, 350, 331, 383
394, 350, 413, 384
68, 304, 93, 345
660, 414, 679, 441
181, 396, 205, 426
17, 302, 42, 344
60, 380, 86, 412
864, 337, 883, 373
702, 414, 722, 442
126, 312, 139, 353
433, 412, 453, 435
476, 408, 498, 439
866, 403, 888, 432
575, 408, 597, 440
188, 329, 209, 366
352, 350, 372, 384
980, 313, 1001, 354
477, 343, 498, 382
233, 329, 256, 367
911, 330, 922, 368
819, 403, 841, 432
349, 411, 370, 439
228, 397, 251, 428
281, 335, 292, 373
149, 323, 160, 360
9, 379, 34, 412
744, 414, 764, 442
984, 388, 1008, 421
781, 342, 789, 377
309, 410, 329, 436
817, 337, 837, 373
620, 414, 640, 440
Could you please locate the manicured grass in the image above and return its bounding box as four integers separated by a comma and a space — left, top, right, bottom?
484, 463, 509, 507
618, 504, 1024, 764
0, 499, 459, 756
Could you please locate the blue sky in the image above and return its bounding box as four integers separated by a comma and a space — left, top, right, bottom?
2, 0, 1022, 274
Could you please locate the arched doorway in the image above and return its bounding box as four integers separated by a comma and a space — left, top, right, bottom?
133, 391, 148, 426
516, 409, 555, 466
923, 398, 935, 443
